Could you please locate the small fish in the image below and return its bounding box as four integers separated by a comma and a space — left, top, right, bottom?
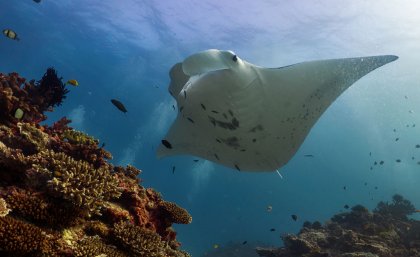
172, 166, 175, 174
405, 95, 408, 99
183, 90, 187, 99
396, 159, 401, 163
374, 186, 378, 190
304, 154, 314, 157
161, 140, 172, 149
344, 204, 349, 209
343, 186, 346, 190
291, 214, 298, 221
374, 161, 377, 165
364, 182, 368, 186
66, 79, 79, 86
100, 142, 106, 148
242, 241, 247, 245
234, 164, 240, 171
393, 129, 397, 132
187, 117, 194, 123
111, 99, 127, 113
379, 160, 384, 165
172, 105, 175, 110
395, 138, 399, 141
200, 103, 206, 110
266, 205, 272, 212
3, 29, 19, 41
193, 159, 199, 162
33, 0, 41, 2
270, 228, 276, 232
416, 144, 420, 148
370, 166, 373, 170
213, 244, 219, 249
414, 210, 420, 213
369, 152, 371, 156
154, 85, 159, 88
412, 157, 415, 160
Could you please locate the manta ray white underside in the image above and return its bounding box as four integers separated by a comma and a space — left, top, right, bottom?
157, 49, 398, 172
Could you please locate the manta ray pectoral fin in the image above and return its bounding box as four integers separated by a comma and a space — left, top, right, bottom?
168, 63, 190, 98
182, 49, 236, 76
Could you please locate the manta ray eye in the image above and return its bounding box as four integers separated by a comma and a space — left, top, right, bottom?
232, 55, 238, 62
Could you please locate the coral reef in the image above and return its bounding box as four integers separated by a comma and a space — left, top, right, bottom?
0, 71, 191, 256
256, 194, 420, 257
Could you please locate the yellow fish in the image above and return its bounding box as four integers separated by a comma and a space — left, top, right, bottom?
213, 244, 219, 249
66, 79, 79, 86
3, 29, 19, 41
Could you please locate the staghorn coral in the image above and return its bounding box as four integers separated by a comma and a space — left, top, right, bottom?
74, 236, 127, 257
374, 194, 416, 220
159, 201, 192, 225
17, 122, 50, 153
0, 215, 59, 256
36, 150, 121, 216
0, 197, 10, 217
2, 186, 81, 228
113, 221, 190, 257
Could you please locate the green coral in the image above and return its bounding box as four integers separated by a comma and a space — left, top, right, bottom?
62, 129, 99, 145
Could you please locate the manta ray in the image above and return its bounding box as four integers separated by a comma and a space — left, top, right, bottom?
157, 49, 398, 172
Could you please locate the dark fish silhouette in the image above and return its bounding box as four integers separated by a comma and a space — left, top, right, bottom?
193, 159, 199, 162
161, 140, 172, 149
242, 241, 247, 245
304, 154, 314, 157
396, 159, 401, 163
291, 214, 298, 221
111, 99, 127, 113
270, 228, 276, 232
33, 0, 41, 2
344, 204, 349, 209
379, 161, 384, 165
172, 165, 175, 174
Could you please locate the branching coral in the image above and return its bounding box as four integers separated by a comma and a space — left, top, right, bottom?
113, 221, 191, 257
74, 236, 127, 257
33, 150, 121, 216
0, 216, 58, 256
17, 122, 50, 153
2, 186, 81, 228
374, 194, 416, 220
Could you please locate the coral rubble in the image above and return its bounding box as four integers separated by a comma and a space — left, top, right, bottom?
256, 195, 420, 257
0, 70, 191, 256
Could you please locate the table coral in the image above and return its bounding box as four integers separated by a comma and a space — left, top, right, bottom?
0, 70, 191, 256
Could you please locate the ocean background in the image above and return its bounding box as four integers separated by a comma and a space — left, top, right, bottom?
1, 1, 419, 256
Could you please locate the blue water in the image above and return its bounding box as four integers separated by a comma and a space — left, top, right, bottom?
1, 1, 420, 256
